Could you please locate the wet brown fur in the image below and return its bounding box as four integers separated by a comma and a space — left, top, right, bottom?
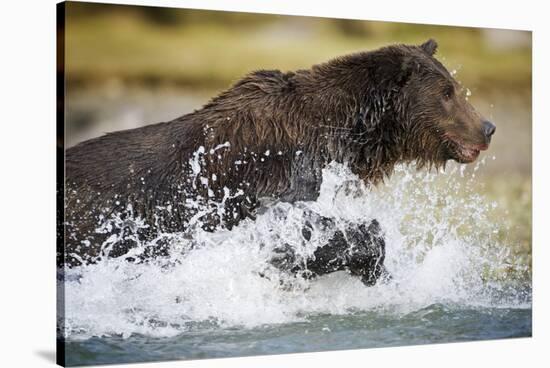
63, 39, 489, 266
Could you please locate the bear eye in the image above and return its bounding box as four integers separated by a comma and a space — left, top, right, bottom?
443, 85, 454, 100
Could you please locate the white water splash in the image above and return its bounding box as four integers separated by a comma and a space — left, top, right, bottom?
61, 162, 530, 340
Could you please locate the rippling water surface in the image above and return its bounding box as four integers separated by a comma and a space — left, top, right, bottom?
59, 162, 531, 366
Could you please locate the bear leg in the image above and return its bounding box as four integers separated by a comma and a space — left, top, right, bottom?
269, 218, 389, 286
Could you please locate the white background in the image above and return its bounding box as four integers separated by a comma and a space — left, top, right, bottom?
0, 0, 548, 367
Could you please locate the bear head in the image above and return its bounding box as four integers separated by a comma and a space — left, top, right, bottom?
396, 39, 496, 164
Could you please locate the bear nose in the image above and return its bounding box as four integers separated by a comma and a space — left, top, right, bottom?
482, 120, 496, 138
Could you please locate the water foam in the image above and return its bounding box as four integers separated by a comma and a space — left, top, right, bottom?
61, 161, 531, 340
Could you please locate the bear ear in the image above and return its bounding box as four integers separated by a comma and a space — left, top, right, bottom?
420, 39, 438, 56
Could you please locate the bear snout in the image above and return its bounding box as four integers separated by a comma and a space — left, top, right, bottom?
482, 120, 496, 141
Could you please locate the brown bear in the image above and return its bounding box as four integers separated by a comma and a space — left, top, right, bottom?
62, 40, 494, 285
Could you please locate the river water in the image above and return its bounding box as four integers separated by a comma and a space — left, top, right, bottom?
63, 306, 530, 366
59, 162, 531, 366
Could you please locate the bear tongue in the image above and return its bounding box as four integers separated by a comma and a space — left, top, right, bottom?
460, 146, 480, 161
471, 143, 489, 151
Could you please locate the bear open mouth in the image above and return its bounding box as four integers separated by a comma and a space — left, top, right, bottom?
445, 135, 489, 163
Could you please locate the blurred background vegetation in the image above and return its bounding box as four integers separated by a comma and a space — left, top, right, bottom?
62, 2, 531, 275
